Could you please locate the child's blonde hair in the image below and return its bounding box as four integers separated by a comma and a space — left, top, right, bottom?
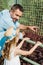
2, 36, 17, 60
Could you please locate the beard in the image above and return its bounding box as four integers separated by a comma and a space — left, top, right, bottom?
13, 18, 18, 22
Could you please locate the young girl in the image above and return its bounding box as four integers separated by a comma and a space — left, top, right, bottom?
2, 28, 42, 65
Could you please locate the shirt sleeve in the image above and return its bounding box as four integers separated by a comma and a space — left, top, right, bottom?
19, 32, 23, 39
16, 21, 20, 28
0, 36, 8, 51
0, 28, 8, 51
0, 10, 15, 29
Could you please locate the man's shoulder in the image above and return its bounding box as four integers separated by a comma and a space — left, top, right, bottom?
0, 9, 9, 16
1, 9, 9, 12
0, 9, 10, 19
1, 9, 9, 14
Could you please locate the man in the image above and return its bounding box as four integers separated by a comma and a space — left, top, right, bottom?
0, 4, 38, 56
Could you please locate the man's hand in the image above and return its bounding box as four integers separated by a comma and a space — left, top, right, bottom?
19, 24, 39, 32
28, 26, 39, 32
4, 26, 14, 36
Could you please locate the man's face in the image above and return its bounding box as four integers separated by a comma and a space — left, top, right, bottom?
10, 9, 23, 22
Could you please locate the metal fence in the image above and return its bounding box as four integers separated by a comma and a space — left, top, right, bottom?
20, 39, 43, 65
18, 0, 43, 36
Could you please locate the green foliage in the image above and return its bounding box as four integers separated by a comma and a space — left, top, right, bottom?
0, 0, 15, 10
0, 0, 8, 11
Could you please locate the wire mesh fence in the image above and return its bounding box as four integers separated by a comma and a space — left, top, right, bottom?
18, 0, 43, 36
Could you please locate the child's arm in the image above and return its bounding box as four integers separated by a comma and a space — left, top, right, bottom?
16, 41, 42, 55
17, 37, 30, 49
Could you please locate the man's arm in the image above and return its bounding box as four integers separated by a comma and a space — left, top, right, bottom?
0, 27, 14, 51
19, 24, 38, 32
19, 24, 28, 30
0, 36, 8, 50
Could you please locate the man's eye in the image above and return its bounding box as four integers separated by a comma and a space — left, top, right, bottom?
16, 14, 18, 16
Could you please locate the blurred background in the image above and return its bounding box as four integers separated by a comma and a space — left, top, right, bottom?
0, 0, 43, 36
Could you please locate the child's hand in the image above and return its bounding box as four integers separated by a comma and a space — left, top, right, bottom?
36, 41, 42, 46
4, 26, 14, 36
23, 37, 30, 41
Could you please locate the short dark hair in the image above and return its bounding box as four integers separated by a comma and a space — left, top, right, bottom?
11, 4, 24, 12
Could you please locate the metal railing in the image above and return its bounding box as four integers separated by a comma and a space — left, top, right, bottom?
20, 39, 43, 65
